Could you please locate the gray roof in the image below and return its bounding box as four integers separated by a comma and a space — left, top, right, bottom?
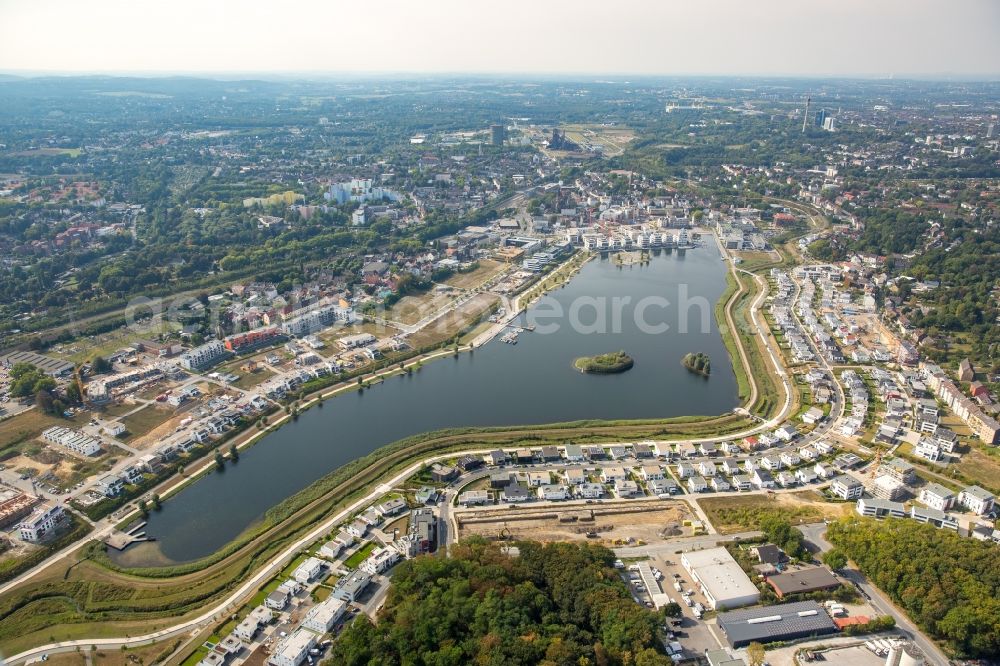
962, 485, 994, 501
717, 600, 837, 648
832, 473, 861, 488
862, 498, 905, 512
767, 567, 840, 597
922, 482, 954, 499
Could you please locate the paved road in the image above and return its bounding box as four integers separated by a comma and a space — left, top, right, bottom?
796, 522, 949, 666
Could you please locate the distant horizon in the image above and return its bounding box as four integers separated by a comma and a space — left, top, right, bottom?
1, 69, 999, 83
2, 0, 999, 79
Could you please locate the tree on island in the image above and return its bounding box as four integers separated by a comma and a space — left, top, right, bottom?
574, 350, 634, 374
681, 352, 711, 377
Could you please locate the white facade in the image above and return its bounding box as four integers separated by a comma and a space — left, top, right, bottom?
268, 628, 316, 666
919, 484, 955, 511
830, 474, 863, 500
292, 557, 325, 584
301, 596, 347, 634
179, 340, 228, 371
958, 486, 995, 515
19, 505, 65, 542
41, 426, 102, 456
537, 484, 568, 501
359, 546, 400, 575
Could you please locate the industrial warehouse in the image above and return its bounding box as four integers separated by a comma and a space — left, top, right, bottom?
680, 547, 760, 610
716, 600, 839, 648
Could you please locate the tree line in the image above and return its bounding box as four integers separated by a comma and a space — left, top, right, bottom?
329, 539, 673, 666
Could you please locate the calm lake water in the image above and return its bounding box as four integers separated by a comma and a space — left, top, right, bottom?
114, 245, 738, 566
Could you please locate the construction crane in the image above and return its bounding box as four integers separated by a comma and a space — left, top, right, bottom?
867, 447, 884, 479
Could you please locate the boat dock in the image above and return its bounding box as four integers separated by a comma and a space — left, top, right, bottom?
104, 520, 155, 550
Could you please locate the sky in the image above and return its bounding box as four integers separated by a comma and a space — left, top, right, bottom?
1, 0, 999, 78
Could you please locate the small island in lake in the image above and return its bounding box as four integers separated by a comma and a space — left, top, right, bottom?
574, 351, 634, 374
681, 352, 711, 377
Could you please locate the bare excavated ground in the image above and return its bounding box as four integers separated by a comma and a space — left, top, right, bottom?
455, 500, 695, 546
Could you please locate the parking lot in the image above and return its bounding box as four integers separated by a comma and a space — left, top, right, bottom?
617, 554, 726, 660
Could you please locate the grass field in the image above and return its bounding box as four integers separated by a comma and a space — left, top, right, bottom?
232, 368, 275, 390
699, 491, 849, 534
49, 320, 179, 364
0, 409, 87, 457
40, 638, 182, 666
559, 123, 635, 156
442, 259, 507, 290
120, 405, 174, 441
407, 293, 499, 348
951, 446, 1000, 495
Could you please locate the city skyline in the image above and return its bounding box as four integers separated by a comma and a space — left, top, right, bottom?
2, 0, 999, 78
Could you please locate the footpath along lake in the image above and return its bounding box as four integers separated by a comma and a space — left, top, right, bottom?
115, 245, 739, 565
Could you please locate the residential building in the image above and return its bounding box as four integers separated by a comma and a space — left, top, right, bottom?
501, 484, 530, 503
318, 540, 344, 560
268, 628, 316, 666
871, 475, 907, 501
265, 588, 290, 610
40, 426, 102, 456
234, 606, 272, 642
537, 484, 568, 501
919, 483, 955, 511
914, 438, 942, 462
407, 508, 437, 554
829, 474, 863, 500
856, 498, 906, 519
648, 477, 680, 496
359, 546, 400, 575
957, 485, 994, 515
301, 596, 347, 634
576, 482, 604, 499
880, 458, 917, 485
179, 341, 229, 371
687, 476, 709, 493
292, 557, 324, 584
639, 465, 664, 481
752, 469, 774, 489
18, 505, 66, 542
331, 571, 372, 603
910, 506, 959, 530
601, 466, 628, 483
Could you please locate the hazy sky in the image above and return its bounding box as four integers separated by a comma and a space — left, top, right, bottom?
1, 0, 999, 77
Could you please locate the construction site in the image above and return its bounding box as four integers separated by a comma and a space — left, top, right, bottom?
453, 500, 695, 545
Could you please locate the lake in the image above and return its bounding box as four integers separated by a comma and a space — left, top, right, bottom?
113, 244, 739, 565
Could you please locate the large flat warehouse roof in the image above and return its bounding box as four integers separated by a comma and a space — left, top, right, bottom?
0, 351, 74, 376
717, 600, 838, 648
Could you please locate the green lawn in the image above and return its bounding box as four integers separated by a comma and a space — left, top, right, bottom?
344, 541, 377, 569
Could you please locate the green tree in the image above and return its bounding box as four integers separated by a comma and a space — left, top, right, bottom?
91, 356, 112, 374
747, 642, 766, 666
822, 548, 848, 570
